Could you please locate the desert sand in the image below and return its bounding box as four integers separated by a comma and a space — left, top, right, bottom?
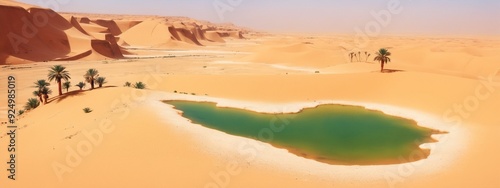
1, 0, 500, 187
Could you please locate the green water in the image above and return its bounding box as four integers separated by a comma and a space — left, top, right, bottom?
166, 101, 437, 165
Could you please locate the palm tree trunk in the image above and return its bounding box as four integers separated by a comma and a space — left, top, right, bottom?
381, 60, 385, 72
38, 94, 43, 104
43, 94, 48, 104
90, 80, 95, 90
57, 79, 63, 96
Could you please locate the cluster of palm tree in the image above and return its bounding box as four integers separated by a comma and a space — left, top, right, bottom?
349, 51, 371, 63
33, 79, 52, 105
24, 65, 108, 111
348, 48, 392, 72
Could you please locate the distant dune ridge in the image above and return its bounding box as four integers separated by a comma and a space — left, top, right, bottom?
0, 0, 247, 64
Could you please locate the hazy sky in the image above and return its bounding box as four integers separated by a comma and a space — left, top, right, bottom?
18, 0, 500, 36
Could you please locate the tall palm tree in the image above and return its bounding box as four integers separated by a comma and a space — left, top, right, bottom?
84, 69, 99, 90
24, 98, 40, 111
366, 53, 371, 62
40, 87, 52, 104
349, 52, 354, 62
354, 54, 358, 62
374, 48, 392, 72
76, 82, 86, 90
48, 65, 71, 96
96, 77, 107, 88
63, 81, 71, 93
358, 51, 361, 62
33, 80, 50, 102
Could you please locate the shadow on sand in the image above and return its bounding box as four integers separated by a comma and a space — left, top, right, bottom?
48, 86, 118, 104
380, 69, 404, 73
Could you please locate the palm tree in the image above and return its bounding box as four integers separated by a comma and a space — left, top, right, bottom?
24, 98, 40, 110
76, 82, 86, 90
358, 51, 361, 62
33, 80, 50, 102
354, 54, 358, 62
63, 81, 71, 93
366, 53, 371, 62
96, 77, 107, 88
48, 65, 71, 96
349, 52, 354, 62
374, 48, 392, 72
84, 69, 99, 90
33, 90, 41, 100
40, 87, 52, 104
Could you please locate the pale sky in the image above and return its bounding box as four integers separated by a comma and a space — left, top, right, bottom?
18, 0, 500, 36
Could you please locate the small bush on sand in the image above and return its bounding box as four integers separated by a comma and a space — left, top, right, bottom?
133, 82, 146, 89
124, 82, 132, 87
83, 108, 93, 113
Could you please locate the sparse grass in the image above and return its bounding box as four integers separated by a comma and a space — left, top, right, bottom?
174, 90, 178, 93
83, 108, 93, 113
315, 71, 320, 74
18, 110, 25, 116
191, 93, 196, 95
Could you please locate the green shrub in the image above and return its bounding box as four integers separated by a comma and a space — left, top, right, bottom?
133, 82, 146, 89
24, 98, 40, 110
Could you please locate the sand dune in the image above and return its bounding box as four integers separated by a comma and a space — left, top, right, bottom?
0, 2, 126, 64
0, 2, 248, 64
69, 16, 90, 36
239, 42, 347, 68
2, 60, 499, 187
0, 5, 71, 63
204, 31, 226, 43
118, 18, 246, 48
